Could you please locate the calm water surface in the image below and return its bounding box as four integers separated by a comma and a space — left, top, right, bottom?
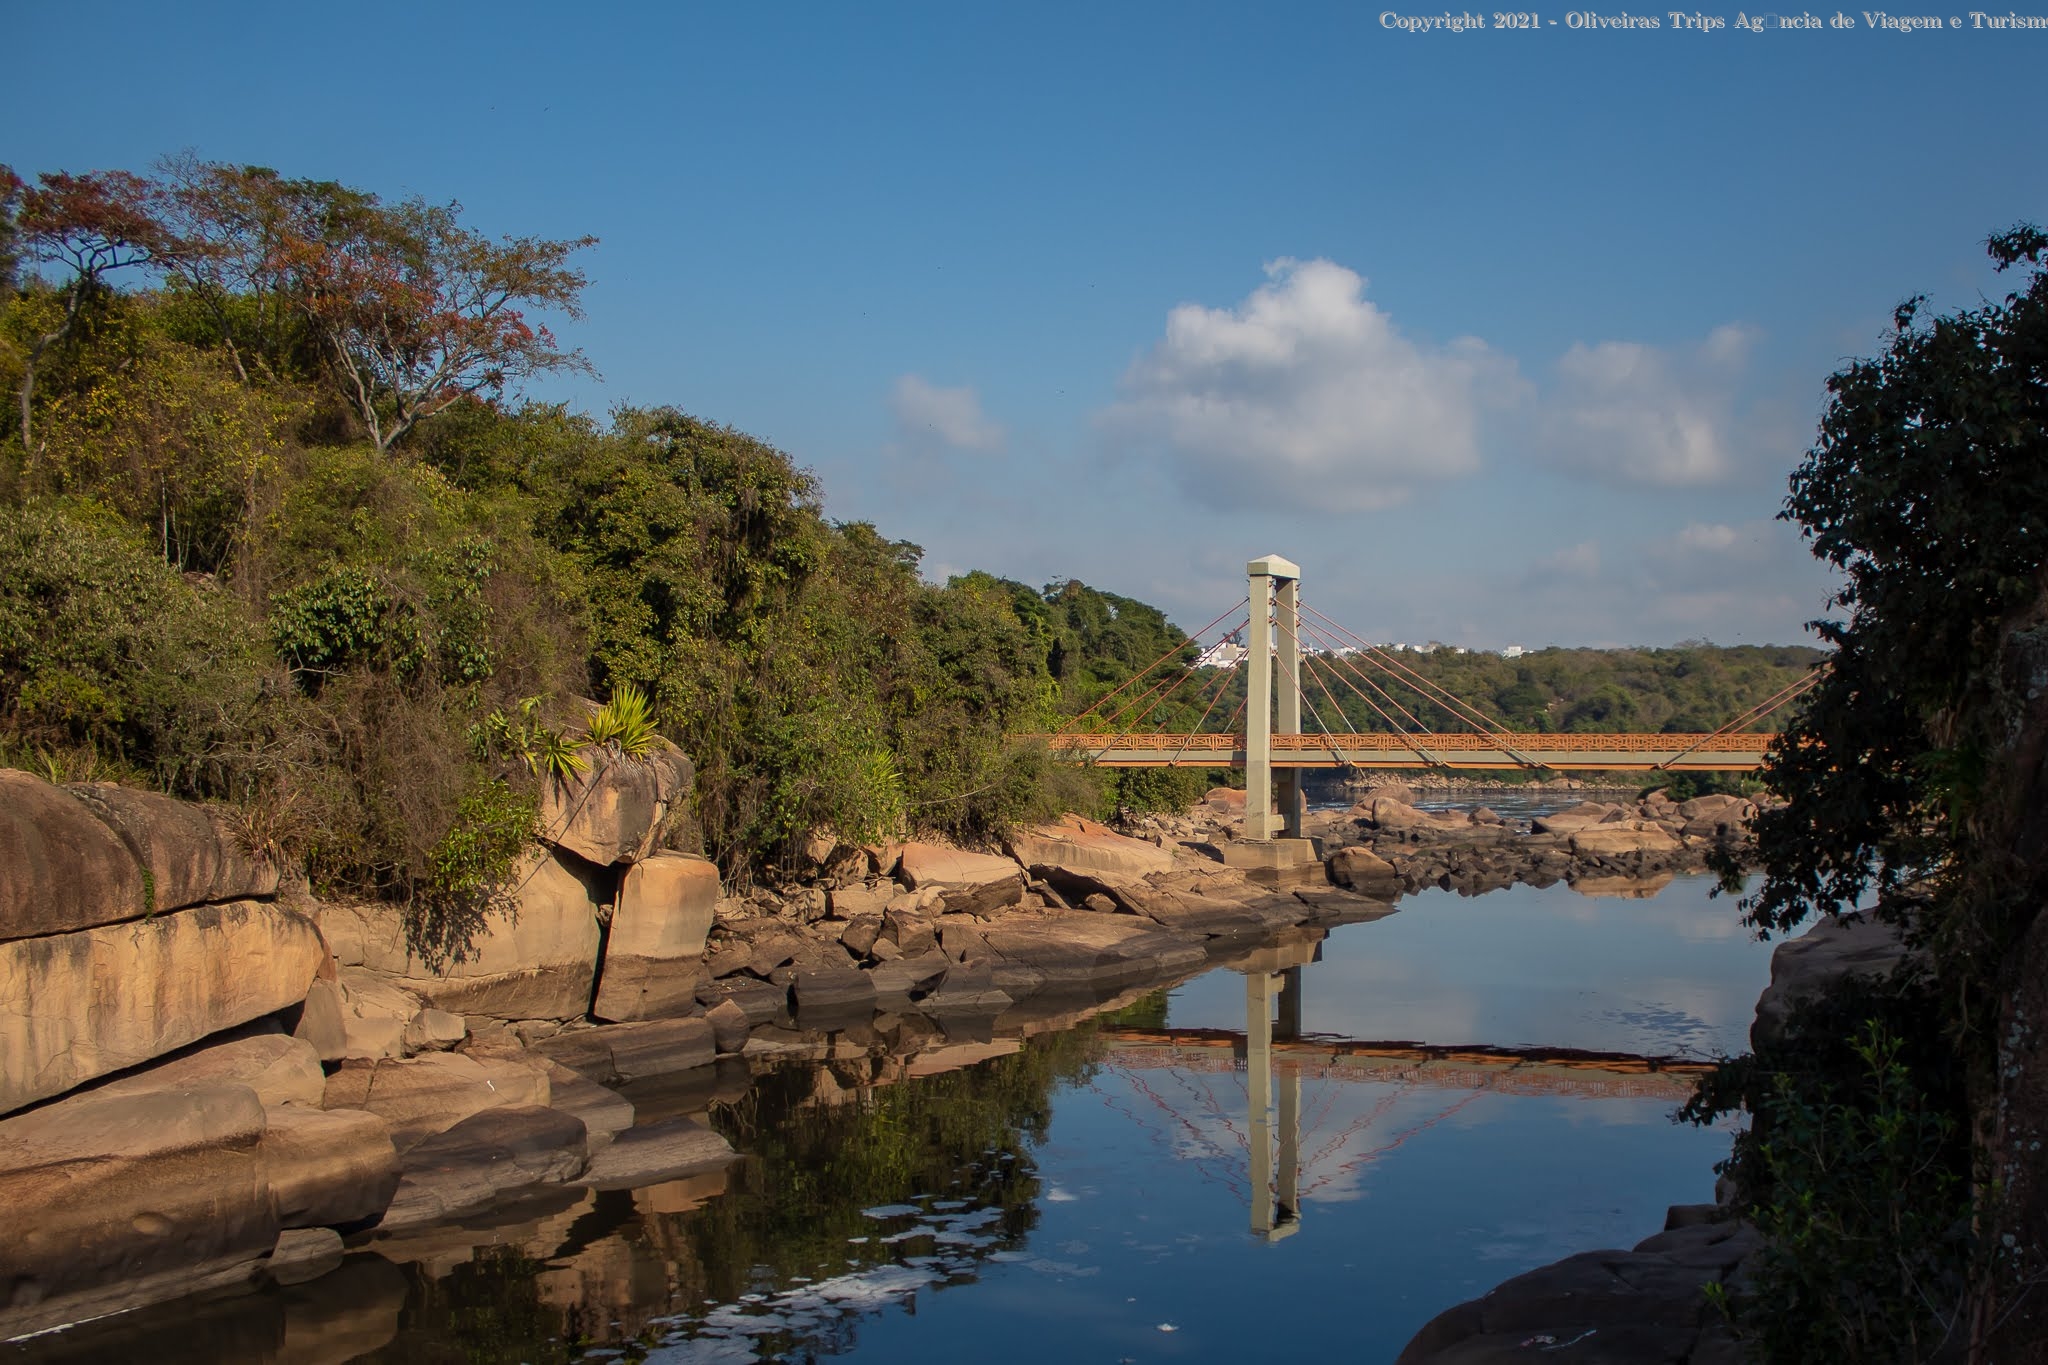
16, 873, 1773, 1365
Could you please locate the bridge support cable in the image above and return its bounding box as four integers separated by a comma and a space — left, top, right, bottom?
1297, 634, 1444, 768
1065, 596, 1251, 734
1300, 604, 1551, 770
1165, 658, 1247, 767
1297, 622, 1442, 765
1094, 613, 1250, 740
1300, 602, 1519, 739
1652, 664, 1827, 771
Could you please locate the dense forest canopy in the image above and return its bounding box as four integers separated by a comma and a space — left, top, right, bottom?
0, 157, 1824, 915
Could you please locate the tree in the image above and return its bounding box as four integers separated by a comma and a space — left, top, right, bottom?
6, 166, 175, 452
279, 187, 596, 454
1733, 226, 2048, 1360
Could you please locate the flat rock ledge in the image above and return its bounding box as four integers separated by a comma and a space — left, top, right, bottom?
1397, 1214, 1760, 1365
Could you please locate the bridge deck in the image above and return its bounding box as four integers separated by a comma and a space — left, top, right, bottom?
1027, 731, 1774, 771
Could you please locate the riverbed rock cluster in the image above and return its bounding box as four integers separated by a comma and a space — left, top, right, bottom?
0, 768, 1387, 1342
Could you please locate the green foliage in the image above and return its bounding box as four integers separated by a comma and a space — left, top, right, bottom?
0, 501, 275, 792
473, 695, 587, 786
1686, 981, 1972, 1362
583, 680, 659, 757
408, 775, 537, 970
1733, 227, 2048, 941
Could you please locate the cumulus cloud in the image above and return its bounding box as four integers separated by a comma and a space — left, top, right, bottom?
1676, 522, 1740, 552
1528, 540, 1602, 583
1099, 258, 1520, 513
1542, 324, 1763, 487
889, 374, 1005, 453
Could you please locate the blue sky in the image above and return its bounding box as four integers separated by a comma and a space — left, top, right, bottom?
9, 2, 2044, 647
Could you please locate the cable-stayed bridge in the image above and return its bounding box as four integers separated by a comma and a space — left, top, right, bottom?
1023, 555, 1818, 874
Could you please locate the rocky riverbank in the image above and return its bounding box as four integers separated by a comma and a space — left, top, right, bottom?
0, 764, 1387, 1344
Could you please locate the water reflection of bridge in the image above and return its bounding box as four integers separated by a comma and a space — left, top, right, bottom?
1101, 936, 1710, 1242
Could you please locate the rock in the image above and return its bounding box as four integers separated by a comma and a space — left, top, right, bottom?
0, 767, 148, 940
977, 911, 1208, 992
0, 1085, 277, 1322
1396, 1220, 1760, 1365
333, 967, 423, 1060
403, 1008, 468, 1052
1569, 826, 1683, 858
882, 907, 937, 954
65, 781, 279, 914
1005, 814, 1176, 881
919, 959, 1014, 1015
829, 881, 893, 919
839, 913, 884, 957
869, 950, 951, 1001
1752, 912, 1913, 1050
320, 848, 606, 1022
267, 1226, 345, 1286
1532, 801, 1628, 835
92, 1031, 327, 1109
319, 1051, 550, 1151
578, 1116, 736, 1190
532, 1017, 716, 1085
896, 841, 1028, 915
705, 999, 751, 1053
695, 975, 790, 1025
1327, 846, 1404, 895
259, 1103, 401, 1229
592, 852, 719, 1023
293, 976, 350, 1062
1204, 787, 1247, 815
538, 741, 693, 866
792, 966, 877, 1019
1, 900, 328, 1116
377, 1105, 590, 1232
537, 1060, 635, 1150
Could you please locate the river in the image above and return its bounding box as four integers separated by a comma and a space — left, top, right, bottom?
10, 859, 1775, 1364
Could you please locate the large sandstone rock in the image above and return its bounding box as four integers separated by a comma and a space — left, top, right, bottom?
578, 1116, 735, 1191
977, 910, 1209, 992
1005, 814, 1175, 881
593, 852, 718, 1023
376, 1105, 589, 1233
1752, 912, 1913, 1050
897, 841, 1026, 891
1569, 825, 1684, 858
65, 781, 278, 913
92, 1031, 327, 1109
533, 1017, 716, 1085
319, 847, 606, 1022
1532, 801, 1629, 835
0, 900, 327, 1116
0, 1085, 278, 1329
538, 742, 693, 866
319, 1051, 550, 1151
0, 767, 147, 940
1397, 1219, 1758, 1364
1327, 845, 1403, 895
259, 1104, 401, 1229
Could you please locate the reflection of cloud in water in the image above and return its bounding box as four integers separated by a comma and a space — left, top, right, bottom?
642, 1204, 1021, 1362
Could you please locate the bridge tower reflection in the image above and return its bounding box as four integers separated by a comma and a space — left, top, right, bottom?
1240, 940, 1314, 1241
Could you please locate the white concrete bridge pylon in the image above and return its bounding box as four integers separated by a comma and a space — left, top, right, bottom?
1243, 554, 1303, 842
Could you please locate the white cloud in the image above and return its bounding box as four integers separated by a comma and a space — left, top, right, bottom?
1529, 540, 1602, 582
889, 374, 1005, 453
1099, 258, 1520, 513
1543, 325, 1762, 487
1676, 522, 1740, 552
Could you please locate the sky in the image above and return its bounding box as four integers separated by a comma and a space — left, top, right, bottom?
8, 1, 2045, 649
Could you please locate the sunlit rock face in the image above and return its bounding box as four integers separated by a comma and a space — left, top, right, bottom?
0, 899, 328, 1115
